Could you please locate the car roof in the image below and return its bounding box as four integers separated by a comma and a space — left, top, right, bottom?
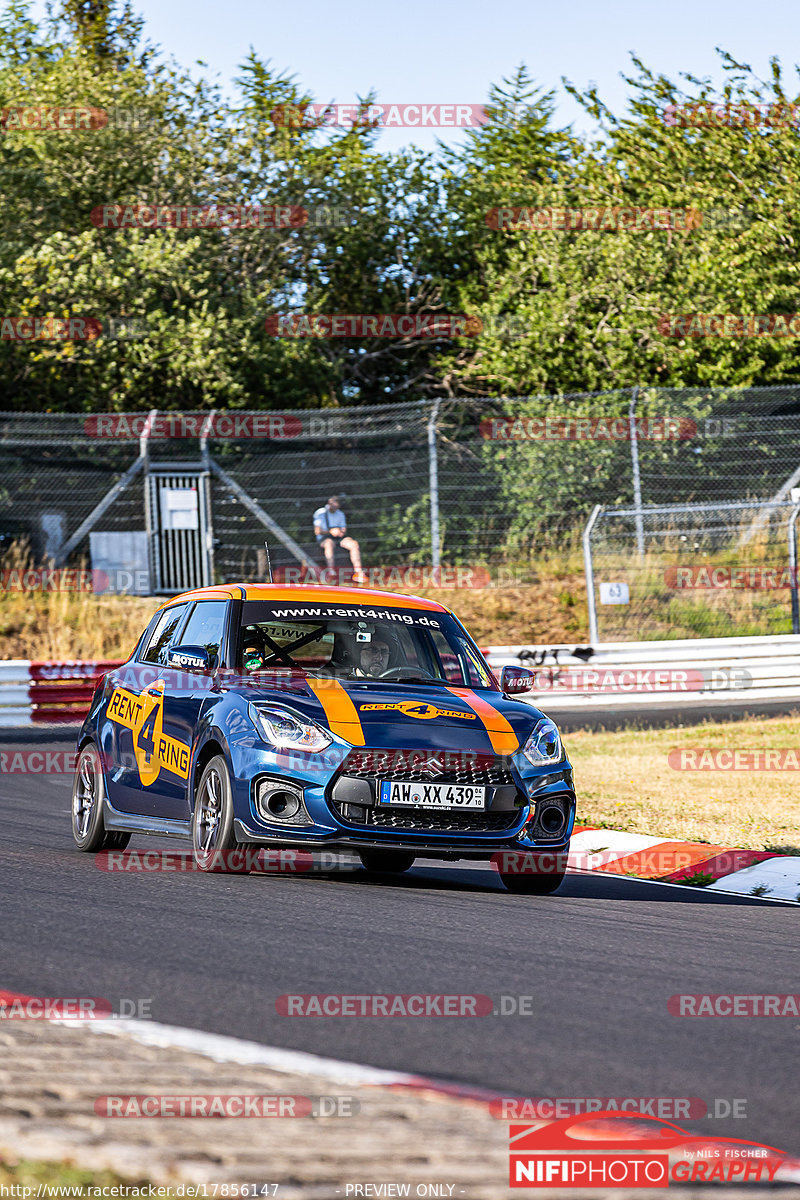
156, 584, 451, 613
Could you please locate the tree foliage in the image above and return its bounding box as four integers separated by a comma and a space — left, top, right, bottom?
2, 2, 799, 410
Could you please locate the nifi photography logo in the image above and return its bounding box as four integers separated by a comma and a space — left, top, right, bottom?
508, 1112, 788, 1187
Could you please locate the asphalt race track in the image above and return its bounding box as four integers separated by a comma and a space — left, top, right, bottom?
3, 735, 799, 1157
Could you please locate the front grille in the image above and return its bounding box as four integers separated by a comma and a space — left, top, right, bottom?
340, 749, 514, 787
346, 806, 521, 834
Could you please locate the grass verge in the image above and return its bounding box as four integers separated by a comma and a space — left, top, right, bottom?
0, 1158, 156, 1195
568, 713, 800, 852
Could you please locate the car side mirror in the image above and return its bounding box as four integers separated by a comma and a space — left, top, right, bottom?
168, 645, 211, 672
500, 665, 535, 695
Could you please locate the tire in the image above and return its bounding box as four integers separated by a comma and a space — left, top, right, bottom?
500, 870, 566, 895
192, 755, 252, 873
359, 850, 416, 874
71, 743, 132, 853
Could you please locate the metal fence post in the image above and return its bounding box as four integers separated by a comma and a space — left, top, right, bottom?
629, 385, 644, 556
788, 501, 800, 634
141, 410, 158, 592
583, 504, 603, 645
200, 410, 217, 587
428, 399, 442, 571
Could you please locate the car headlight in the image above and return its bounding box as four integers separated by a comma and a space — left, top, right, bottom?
522, 718, 563, 766
249, 704, 332, 752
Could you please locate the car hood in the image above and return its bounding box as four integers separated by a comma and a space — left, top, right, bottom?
235, 676, 543, 754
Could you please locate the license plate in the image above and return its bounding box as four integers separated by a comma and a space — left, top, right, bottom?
378, 780, 486, 809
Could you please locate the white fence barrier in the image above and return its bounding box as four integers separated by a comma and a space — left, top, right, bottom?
0, 660, 116, 727
485, 633, 800, 708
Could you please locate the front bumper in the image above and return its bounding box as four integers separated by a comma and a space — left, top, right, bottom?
233, 739, 576, 860
233, 818, 573, 862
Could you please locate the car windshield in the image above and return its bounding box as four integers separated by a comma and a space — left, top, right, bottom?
238, 600, 494, 688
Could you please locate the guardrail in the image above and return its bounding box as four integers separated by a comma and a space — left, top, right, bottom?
1, 634, 798, 725
0, 660, 119, 726
485, 633, 800, 707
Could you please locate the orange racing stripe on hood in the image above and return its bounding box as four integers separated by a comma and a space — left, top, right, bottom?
307, 679, 366, 745
445, 688, 519, 755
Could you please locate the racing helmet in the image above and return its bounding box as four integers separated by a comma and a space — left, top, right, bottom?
242, 624, 269, 670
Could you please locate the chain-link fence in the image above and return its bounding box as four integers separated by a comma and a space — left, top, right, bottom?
584, 499, 800, 641
2, 387, 800, 637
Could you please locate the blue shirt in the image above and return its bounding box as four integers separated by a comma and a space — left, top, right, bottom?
313, 506, 346, 533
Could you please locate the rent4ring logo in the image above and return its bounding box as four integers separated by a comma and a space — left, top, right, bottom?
508, 1113, 787, 1187
107, 680, 190, 784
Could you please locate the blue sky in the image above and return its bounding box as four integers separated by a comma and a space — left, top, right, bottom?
28, 0, 799, 151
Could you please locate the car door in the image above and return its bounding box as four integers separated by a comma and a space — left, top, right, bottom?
103, 601, 192, 817
150, 598, 232, 820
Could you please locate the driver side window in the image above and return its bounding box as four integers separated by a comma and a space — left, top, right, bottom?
140, 604, 189, 666
178, 600, 229, 670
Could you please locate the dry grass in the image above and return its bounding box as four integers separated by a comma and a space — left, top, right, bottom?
567, 713, 800, 852
0, 543, 160, 660
0, 538, 590, 659
0, 590, 160, 660
420, 578, 588, 645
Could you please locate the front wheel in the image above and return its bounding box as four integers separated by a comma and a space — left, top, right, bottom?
192, 754, 252, 873
359, 850, 416, 874
500, 870, 566, 895
72, 743, 131, 852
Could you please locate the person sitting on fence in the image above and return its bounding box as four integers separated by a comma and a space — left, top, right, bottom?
312, 495, 366, 583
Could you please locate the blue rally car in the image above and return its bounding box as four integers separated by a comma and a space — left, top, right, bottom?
71, 585, 575, 893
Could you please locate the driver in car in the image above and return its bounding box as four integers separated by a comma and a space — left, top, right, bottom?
354, 637, 392, 678
243, 638, 265, 672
